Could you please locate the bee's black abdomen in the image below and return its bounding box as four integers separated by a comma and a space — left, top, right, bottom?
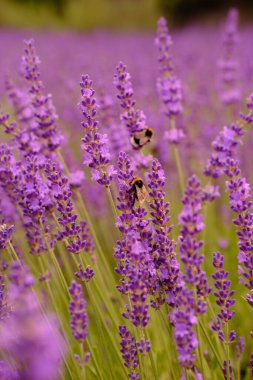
145, 129, 153, 138
136, 180, 143, 188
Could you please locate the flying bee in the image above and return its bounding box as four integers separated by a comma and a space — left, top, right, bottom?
131, 128, 154, 149
129, 177, 149, 207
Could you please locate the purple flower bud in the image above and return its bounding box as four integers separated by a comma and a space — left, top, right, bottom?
75, 264, 94, 282
236, 336, 245, 359
0, 222, 14, 250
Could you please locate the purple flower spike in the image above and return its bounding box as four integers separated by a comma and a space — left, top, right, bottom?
45, 160, 94, 255
155, 17, 184, 143
204, 124, 244, 179
222, 360, 234, 380
80, 74, 116, 187
21, 39, 64, 153
170, 288, 198, 369
218, 8, 241, 106
114, 62, 148, 138
119, 325, 139, 379
178, 174, 211, 314
147, 159, 182, 309
211, 253, 236, 345
69, 280, 88, 342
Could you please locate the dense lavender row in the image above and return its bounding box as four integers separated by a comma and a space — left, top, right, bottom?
0, 9, 253, 380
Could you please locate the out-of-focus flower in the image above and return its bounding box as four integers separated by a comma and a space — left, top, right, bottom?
0, 261, 65, 380
218, 8, 241, 106
155, 17, 184, 144
236, 336, 245, 359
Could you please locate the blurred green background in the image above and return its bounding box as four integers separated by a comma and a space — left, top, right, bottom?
1, 0, 253, 30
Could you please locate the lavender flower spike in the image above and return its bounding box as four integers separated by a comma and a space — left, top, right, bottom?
178, 174, 211, 315
211, 253, 236, 344
218, 8, 241, 106
69, 280, 88, 342
155, 17, 184, 144
80, 74, 116, 186
114, 62, 148, 137
119, 325, 139, 380
21, 39, 64, 153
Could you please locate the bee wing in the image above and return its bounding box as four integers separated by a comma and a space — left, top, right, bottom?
136, 185, 149, 205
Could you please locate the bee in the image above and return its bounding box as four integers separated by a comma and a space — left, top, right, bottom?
131, 128, 154, 149
129, 177, 149, 207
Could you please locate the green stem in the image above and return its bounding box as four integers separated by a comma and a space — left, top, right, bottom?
38, 256, 76, 380
196, 319, 204, 378
72, 254, 127, 376
173, 145, 185, 196
8, 241, 21, 263
170, 117, 185, 196
57, 149, 117, 288
106, 186, 118, 220
199, 319, 223, 371
226, 324, 230, 380
143, 329, 159, 380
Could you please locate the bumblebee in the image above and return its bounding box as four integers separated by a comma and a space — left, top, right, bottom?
131, 128, 154, 149
129, 177, 149, 207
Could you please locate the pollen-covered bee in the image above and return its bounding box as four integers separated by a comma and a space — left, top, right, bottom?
131, 128, 154, 149
129, 177, 149, 207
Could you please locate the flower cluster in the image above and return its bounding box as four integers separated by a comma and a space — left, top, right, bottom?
114, 152, 152, 377
224, 158, 253, 306
45, 160, 94, 254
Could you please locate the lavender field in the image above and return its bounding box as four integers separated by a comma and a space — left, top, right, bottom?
0, 9, 253, 380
